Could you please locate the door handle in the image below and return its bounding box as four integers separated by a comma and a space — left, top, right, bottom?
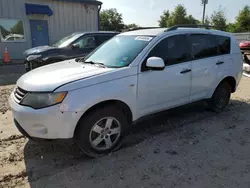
180, 69, 191, 74
216, 61, 224, 65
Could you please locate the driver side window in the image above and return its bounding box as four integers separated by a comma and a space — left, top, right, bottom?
147, 34, 190, 66
74, 36, 97, 49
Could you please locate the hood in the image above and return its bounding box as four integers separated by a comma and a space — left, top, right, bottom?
17, 60, 114, 92
24, 45, 58, 56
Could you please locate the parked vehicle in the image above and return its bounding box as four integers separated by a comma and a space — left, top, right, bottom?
23, 31, 119, 72
239, 40, 250, 53
9, 25, 242, 157
4, 34, 24, 41
243, 53, 250, 75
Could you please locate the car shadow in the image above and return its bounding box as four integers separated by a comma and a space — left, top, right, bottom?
23, 98, 249, 187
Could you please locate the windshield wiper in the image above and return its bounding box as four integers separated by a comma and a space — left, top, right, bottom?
75, 57, 85, 62
84, 61, 107, 68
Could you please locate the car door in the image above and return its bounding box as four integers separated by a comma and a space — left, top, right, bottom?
137, 34, 192, 117
215, 35, 232, 79
188, 34, 224, 101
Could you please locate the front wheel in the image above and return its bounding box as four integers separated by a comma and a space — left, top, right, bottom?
208, 82, 231, 112
74, 106, 128, 157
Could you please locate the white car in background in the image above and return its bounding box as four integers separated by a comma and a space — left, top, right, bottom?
9, 25, 242, 157
4, 34, 24, 41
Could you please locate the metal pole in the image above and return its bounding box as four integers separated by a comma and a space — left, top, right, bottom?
202, 2, 206, 24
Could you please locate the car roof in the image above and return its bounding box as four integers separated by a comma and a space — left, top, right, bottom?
119, 27, 232, 37
120, 28, 167, 36
77, 31, 119, 35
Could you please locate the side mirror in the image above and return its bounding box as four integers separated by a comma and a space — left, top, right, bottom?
72, 43, 80, 49
146, 57, 165, 71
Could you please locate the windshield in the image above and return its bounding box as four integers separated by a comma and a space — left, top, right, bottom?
84, 35, 153, 68
53, 33, 82, 48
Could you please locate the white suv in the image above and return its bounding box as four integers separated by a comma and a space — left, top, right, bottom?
9, 26, 242, 157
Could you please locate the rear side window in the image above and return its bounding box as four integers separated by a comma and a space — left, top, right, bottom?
216, 35, 231, 54
148, 34, 190, 66
189, 34, 218, 60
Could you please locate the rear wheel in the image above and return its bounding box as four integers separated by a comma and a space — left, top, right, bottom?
74, 106, 128, 157
208, 82, 231, 112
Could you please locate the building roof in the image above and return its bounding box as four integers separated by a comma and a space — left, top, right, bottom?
55, 0, 102, 5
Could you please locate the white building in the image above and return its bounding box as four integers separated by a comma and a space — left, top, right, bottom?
0, 0, 102, 60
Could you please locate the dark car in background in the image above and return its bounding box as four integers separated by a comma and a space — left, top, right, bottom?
24, 31, 119, 71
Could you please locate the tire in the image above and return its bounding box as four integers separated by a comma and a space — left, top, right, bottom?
208, 82, 231, 112
74, 105, 128, 158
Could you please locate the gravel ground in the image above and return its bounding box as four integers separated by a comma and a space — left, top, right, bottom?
0, 85, 15, 114
1, 77, 250, 188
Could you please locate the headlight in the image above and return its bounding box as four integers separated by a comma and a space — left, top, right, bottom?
27, 55, 42, 61
21, 92, 67, 109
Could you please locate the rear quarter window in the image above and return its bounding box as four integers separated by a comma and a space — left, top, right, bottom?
216, 35, 231, 54
189, 34, 218, 60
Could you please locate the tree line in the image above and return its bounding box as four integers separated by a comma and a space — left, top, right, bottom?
100, 5, 250, 33
100, 8, 139, 31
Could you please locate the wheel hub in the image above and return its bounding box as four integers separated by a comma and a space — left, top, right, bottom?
89, 117, 121, 151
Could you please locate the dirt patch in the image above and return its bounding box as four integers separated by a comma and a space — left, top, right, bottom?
0, 85, 15, 114
1, 77, 250, 188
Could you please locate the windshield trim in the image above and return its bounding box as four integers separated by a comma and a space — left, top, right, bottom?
82, 35, 155, 68
53, 33, 83, 48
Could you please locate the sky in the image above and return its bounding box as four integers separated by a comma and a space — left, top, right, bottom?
102, 0, 249, 26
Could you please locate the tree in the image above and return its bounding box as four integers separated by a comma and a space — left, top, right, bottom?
210, 7, 227, 31
0, 26, 10, 38
186, 15, 200, 25
233, 6, 250, 32
125, 23, 139, 29
204, 16, 210, 25
10, 20, 24, 35
158, 10, 170, 27
158, 5, 199, 27
226, 23, 237, 33
100, 8, 124, 31
168, 5, 189, 26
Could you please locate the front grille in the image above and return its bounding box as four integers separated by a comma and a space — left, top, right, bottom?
14, 87, 28, 103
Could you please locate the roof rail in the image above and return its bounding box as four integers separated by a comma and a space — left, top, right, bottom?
165, 24, 214, 32
126, 27, 164, 32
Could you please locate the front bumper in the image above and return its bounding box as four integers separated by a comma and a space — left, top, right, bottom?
14, 119, 33, 139
24, 59, 44, 72
9, 92, 82, 139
